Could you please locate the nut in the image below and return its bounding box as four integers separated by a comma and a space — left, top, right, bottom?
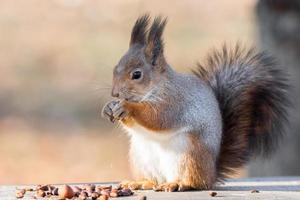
91, 192, 99, 200
100, 190, 110, 196
139, 195, 147, 200
209, 191, 217, 197
100, 185, 112, 191
73, 186, 82, 193
73, 186, 82, 197
98, 194, 109, 200
25, 187, 34, 192
78, 191, 88, 200
110, 190, 118, 197
95, 187, 102, 194
84, 184, 96, 193
37, 189, 46, 197
27, 182, 134, 199
58, 184, 74, 199
20, 189, 26, 194
120, 188, 133, 196
16, 191, 25, 199
38, 185, 49, 191
52, 187, 59, 195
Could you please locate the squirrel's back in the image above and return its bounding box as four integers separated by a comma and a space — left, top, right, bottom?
168, 72, 223, 157
193, 44, 290, 180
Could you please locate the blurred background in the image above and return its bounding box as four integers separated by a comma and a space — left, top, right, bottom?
0, 0, 299, 184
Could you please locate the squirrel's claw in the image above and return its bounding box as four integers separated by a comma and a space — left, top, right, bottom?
102, 100, 118, 123
111, 101, 128, 121
102, 100, 128, 123
153, 182, 179, 192
153, 182, 193, 192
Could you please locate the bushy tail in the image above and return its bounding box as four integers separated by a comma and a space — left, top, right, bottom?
193, 44, 290, 180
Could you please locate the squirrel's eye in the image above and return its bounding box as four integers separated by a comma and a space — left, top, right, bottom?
131, 70, 142, 80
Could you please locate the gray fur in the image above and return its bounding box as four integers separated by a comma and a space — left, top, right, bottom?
151, 70, 223, 158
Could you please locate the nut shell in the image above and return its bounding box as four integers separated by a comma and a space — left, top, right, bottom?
16, 191, 25, 199
37, 189, 46, 197
58, 184, 74, 199
98, 195, 109, 200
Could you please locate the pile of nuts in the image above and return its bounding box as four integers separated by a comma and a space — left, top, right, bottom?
16, 183, 134, 200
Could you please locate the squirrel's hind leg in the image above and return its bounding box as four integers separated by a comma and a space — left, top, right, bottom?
178, 133, 217, 190
152, 133, 217, 192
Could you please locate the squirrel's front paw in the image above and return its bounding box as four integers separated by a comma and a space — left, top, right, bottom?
102, 100, 128, 123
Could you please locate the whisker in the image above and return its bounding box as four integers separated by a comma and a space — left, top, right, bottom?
146, 102, 158, 117
93, 87, 111, 91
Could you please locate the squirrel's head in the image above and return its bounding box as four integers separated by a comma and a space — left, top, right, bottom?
111, 15, 169, 102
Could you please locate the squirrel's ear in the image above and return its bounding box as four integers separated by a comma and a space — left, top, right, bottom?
130, 14, 150, 47
145, 16, 167, 66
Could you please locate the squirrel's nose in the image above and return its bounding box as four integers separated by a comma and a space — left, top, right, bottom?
111, 90, 120, 98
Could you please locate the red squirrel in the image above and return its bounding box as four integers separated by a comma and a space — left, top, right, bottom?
102, 15, 290, 191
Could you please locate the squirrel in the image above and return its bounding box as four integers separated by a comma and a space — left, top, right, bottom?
102, 14, 290, 191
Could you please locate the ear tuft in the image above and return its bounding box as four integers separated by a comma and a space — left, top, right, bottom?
145, 16, 168, 66
130, 14, 150, 46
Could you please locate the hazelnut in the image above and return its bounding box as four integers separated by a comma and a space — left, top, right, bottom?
73, 186, 82, 193
16, 191, 25, 199
25, 187, 34, 192
52, 187, 59, 195
209, 191, 217, 197
38, 185, 49, 191
95, 187, 102, 194
91, 192, 99, 200
98, 194, 109, 200
84, 184, 96, 193
20, 189, 26, 194
100, 185, 112, 191
58, 184, 74, 199
139, 195, 147, 200
79, 191, 88, 200
73, 186, 82, 197
121, 188, 133, 196
100, 190, 110, 196
110, 190, 118, 197
37, 189, 46, 197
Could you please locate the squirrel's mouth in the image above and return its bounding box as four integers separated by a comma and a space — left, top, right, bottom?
125, 96, 140, 102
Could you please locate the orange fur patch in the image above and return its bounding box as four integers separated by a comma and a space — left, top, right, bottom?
123, 101, 171, 132
179, 134, 216, 189
121, 116, 135, 127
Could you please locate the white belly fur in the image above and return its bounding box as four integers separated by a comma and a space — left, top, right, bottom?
122, 123, 189, 183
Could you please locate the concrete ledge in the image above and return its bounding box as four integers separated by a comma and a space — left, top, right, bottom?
1, 177, 300, 200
